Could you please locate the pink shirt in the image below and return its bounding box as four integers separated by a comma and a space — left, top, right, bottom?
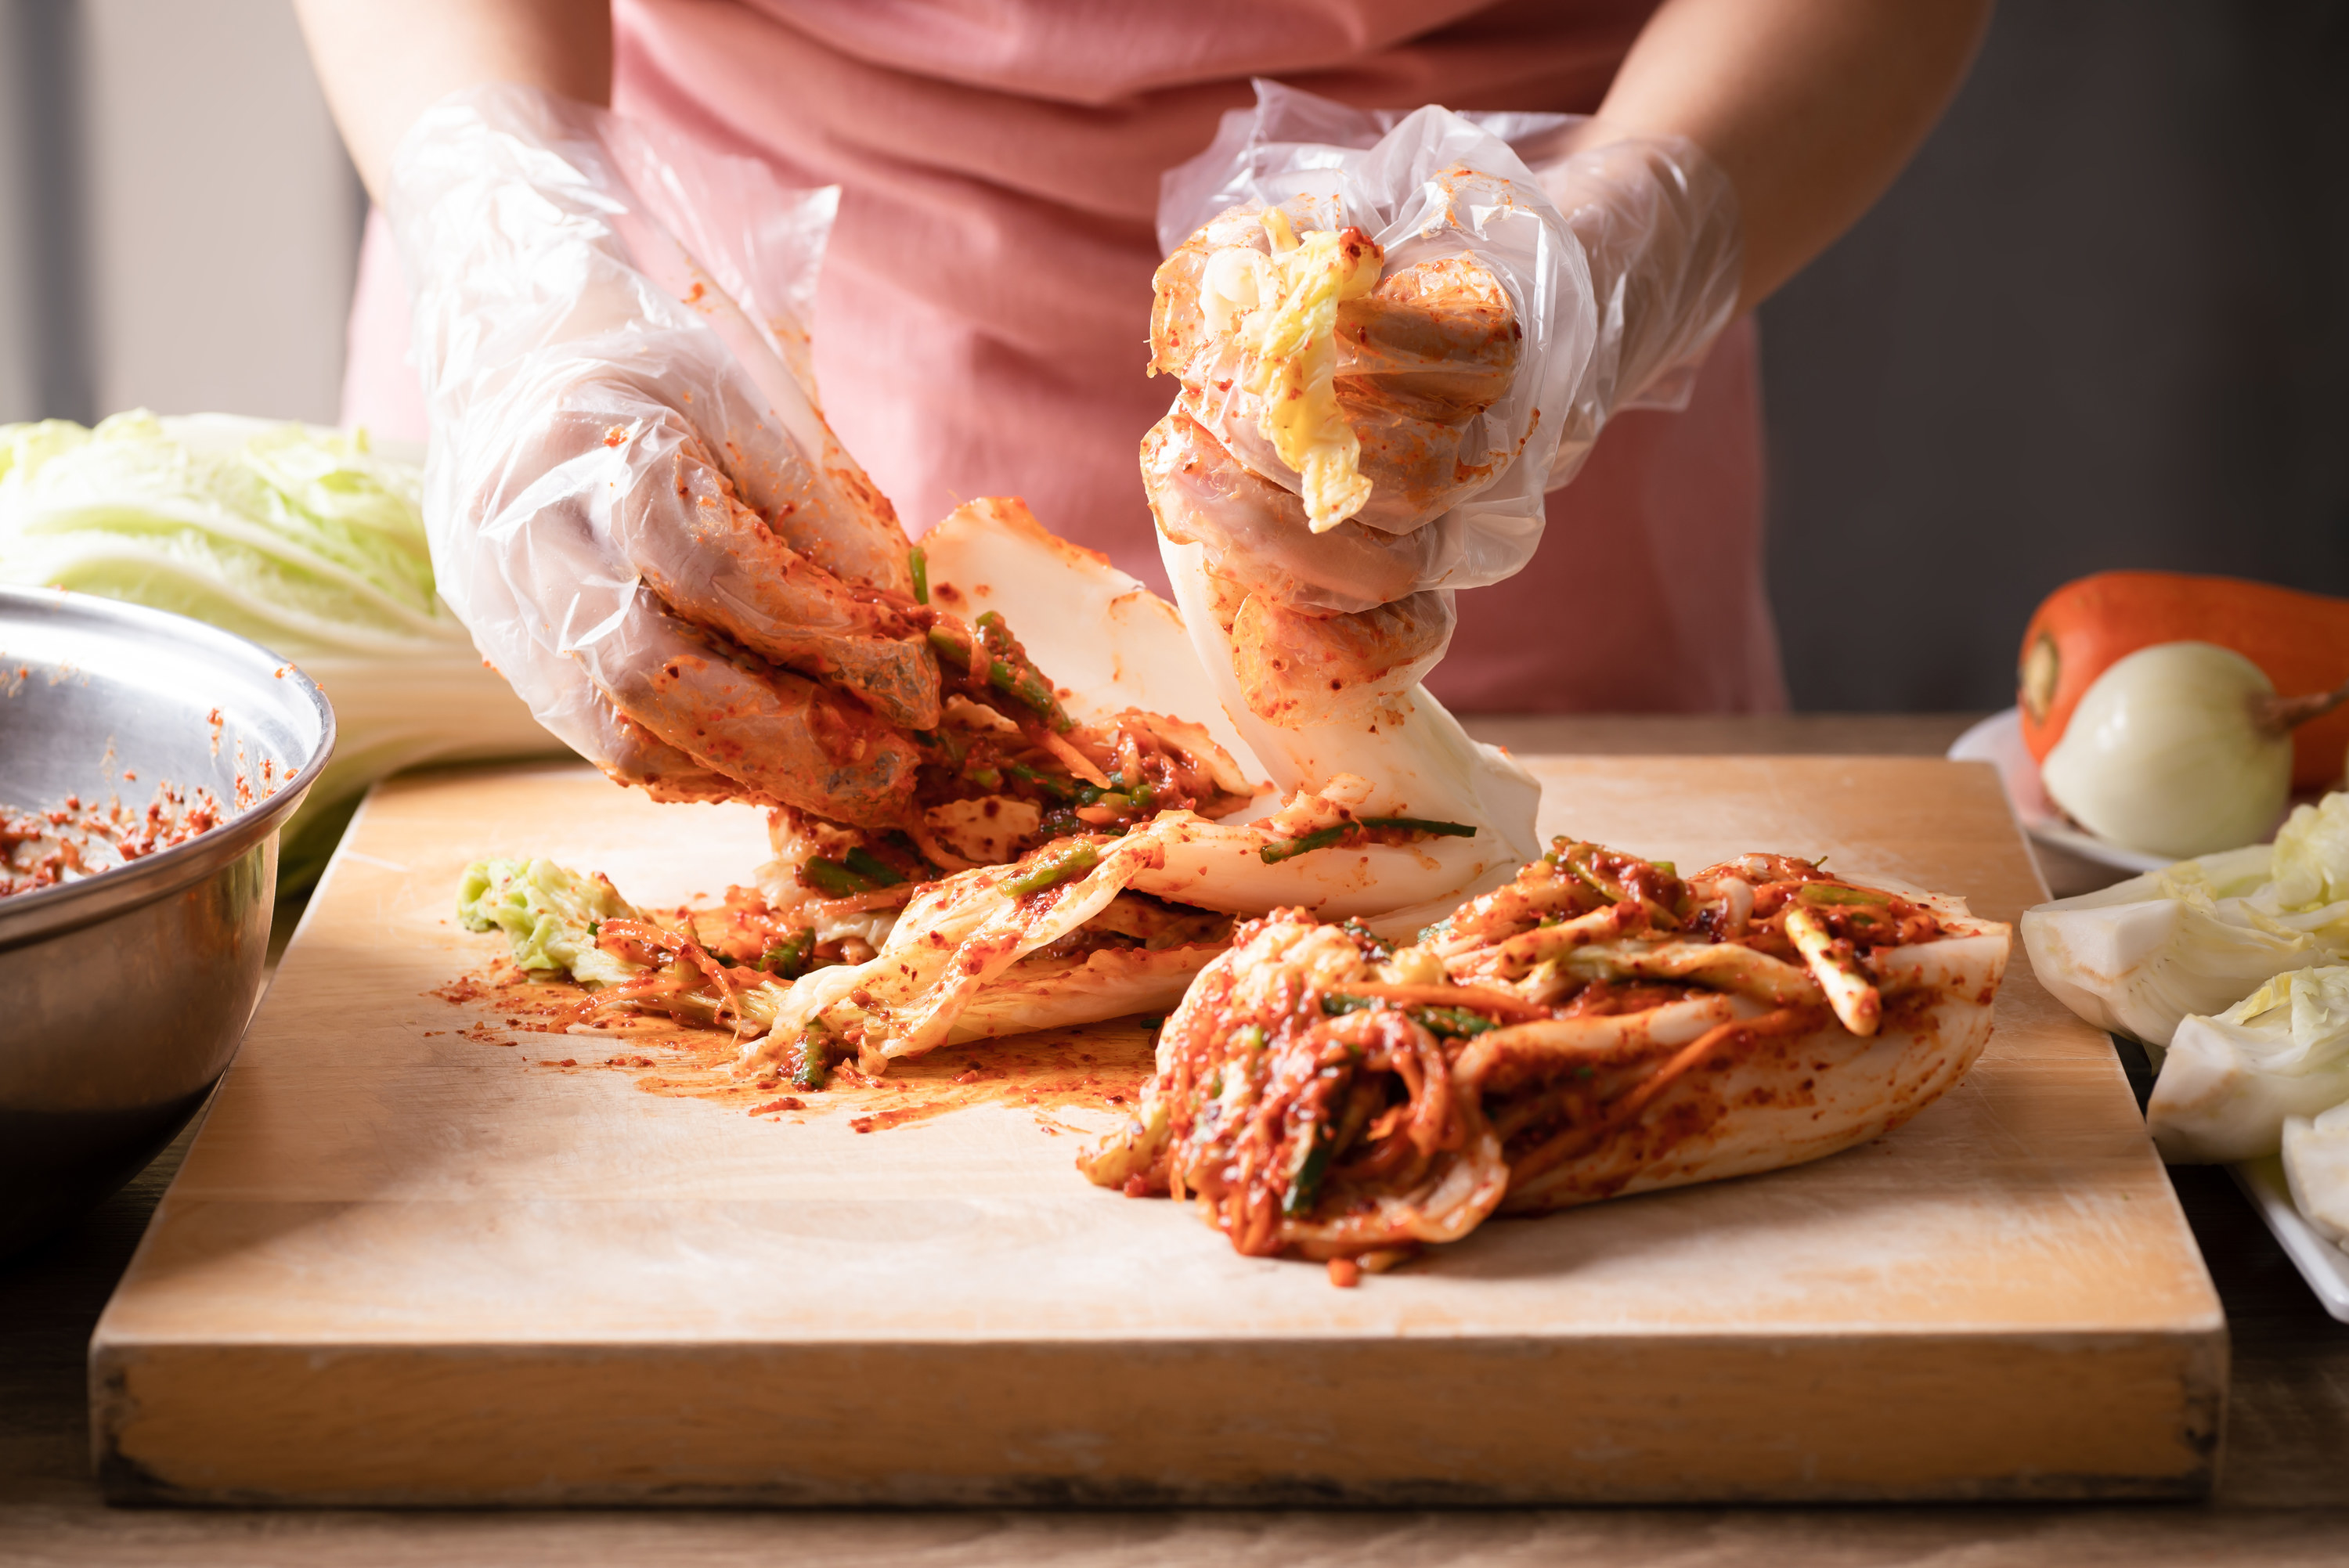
344, 0, 1785, 713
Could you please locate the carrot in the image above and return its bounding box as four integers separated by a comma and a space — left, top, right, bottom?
2019, 571, 2349, 791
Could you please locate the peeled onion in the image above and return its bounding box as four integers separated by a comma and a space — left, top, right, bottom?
2041, 642, 2291, 859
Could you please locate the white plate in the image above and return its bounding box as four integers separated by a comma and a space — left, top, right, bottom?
1972, 719, 2349, 1321
2230, 1156, 2349, 1324
1946, 708, 2170, 874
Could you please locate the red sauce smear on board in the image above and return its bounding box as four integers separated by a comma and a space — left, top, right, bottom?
431, 954, 1153, 1136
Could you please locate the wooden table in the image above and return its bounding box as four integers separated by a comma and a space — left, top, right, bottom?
6, 715, 2347, 1563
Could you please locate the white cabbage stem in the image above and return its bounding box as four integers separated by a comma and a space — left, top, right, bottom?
2284, 1101, 2349, 1243
2041, 642, 2349, 860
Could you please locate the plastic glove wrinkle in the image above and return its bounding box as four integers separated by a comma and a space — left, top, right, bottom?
385, 83, 929, 806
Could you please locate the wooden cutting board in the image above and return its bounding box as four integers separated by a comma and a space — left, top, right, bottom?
90, 757, 2226, 1505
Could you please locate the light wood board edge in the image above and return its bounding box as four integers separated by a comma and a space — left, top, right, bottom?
93, 1327, 2222, 1507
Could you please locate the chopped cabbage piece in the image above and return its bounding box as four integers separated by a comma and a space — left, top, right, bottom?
2272, 791, 2349, 911
2148, 967, 2349, 1162
458, 856, 646, 989
2282, 1101, 2349, 1245
2022, 806, 2349, 1047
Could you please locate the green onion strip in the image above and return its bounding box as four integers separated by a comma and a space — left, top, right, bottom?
1258, 816, 1477, 866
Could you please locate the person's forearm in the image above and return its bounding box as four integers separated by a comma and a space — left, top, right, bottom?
294, 0, 611, 199
1600, 0, 1993, 308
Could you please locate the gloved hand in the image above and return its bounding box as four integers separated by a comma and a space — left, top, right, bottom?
1521, 121, 1745, 467
386, 85, 937, 825
1145, 85, 1741, 726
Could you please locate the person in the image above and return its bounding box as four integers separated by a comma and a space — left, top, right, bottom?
296, 0, 1990, 791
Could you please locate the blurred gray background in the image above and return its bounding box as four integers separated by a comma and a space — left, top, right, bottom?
0, 0, 361, 430
1, 0, 2342, 716
1759, 1, 2349, 710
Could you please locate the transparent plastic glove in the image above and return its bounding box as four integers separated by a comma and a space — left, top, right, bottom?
1149, 81, 1741, 726
386, 85, 933, 824
1513, 118, 1745, 467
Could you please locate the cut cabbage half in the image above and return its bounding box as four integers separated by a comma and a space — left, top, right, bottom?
719, 499, 1546, 1070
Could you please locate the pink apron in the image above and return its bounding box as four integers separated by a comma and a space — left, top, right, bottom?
343, 0, 1785, 713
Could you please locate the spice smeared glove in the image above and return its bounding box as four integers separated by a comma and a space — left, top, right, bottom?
1146, 83, 1740, 726
387, 85, 935, 823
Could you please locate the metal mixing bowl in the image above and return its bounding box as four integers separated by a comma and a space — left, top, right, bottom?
0, 588, 333, 1256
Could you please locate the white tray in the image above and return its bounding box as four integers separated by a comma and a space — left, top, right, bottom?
1965, 717, 2349, 1320
2229, 1155, 2349, 1324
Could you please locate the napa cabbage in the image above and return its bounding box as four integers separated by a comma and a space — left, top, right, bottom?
0, 412, 561, 888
